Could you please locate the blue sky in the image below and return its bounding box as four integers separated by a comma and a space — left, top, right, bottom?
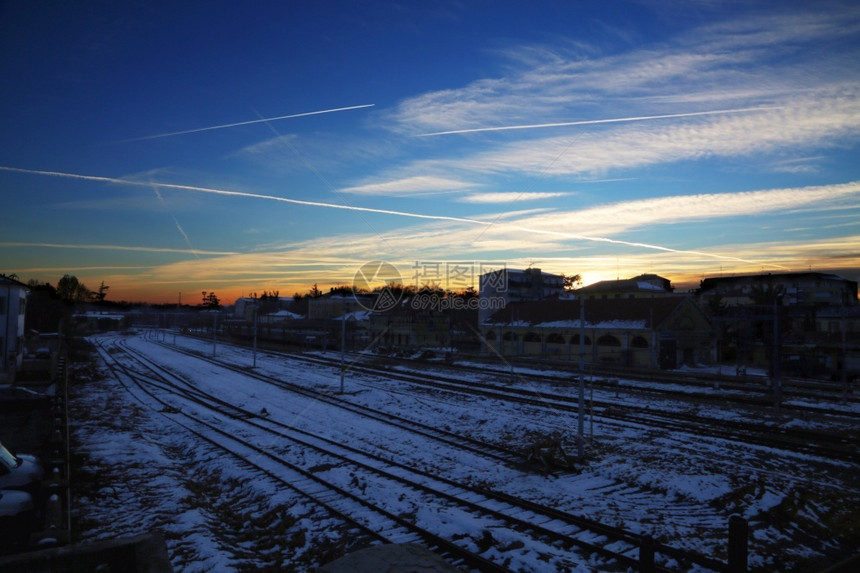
1, 0, 859, 303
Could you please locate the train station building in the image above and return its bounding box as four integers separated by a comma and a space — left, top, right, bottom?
481, 296, 715, 370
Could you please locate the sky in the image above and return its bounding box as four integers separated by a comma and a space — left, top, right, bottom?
1, 0, 859, 304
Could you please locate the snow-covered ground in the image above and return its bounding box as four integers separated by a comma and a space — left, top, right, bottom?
69, 331, 858, 571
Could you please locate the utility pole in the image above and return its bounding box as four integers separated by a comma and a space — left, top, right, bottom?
252, 307, 258, 368
340, 298, 346, 394
772, 297, 781, 409
841, 311, 848, 403
578, 295, 585, 459
212, 311, 217, 357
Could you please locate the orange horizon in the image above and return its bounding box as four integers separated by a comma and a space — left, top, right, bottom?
27, 268, 859, 306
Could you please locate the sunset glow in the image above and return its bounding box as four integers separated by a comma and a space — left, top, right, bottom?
1, 2, 858, 303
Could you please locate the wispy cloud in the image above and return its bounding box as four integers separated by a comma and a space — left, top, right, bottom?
377, 6, 860, 186
457, 192, 567, 204
427, 90, 860, 177
511, 181, 860, 237
338, 175, 480, 196
3, 166, 793, 267
389, 7, 860, 136
415, 106, 781, 137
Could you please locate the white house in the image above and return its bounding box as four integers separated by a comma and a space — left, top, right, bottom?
1, 275, 29, 383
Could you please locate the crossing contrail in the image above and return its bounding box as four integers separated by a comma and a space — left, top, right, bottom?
123, 104, 375, 141
0, 240, 238, 255
151, 183, 200, 258
0, 165, 785, 268
416, 106, 782, 136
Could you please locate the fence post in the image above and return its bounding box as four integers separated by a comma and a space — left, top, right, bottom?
639, 535, 655, 573
728, 515, 749, 572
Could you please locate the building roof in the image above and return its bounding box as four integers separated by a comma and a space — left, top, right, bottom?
699, 271, 854, 289
578, 273, 672, 294
485, 296, 696, 329
479, 267, 563, 279
0, 274, 29, 289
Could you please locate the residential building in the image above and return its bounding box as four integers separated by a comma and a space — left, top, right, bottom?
1, 275, 29, 383
696, 272, 858, 378
478, 267, 564, 324
698, 272, 858, 307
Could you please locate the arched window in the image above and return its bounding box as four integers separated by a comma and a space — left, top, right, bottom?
523, 332, 541, 342
546, 333, 565, 344
570, 334, 592, 345
631, 335, 649, 348
597, 334, 621, 347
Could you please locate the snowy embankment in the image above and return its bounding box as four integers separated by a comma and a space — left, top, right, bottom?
69, 332, 858, 571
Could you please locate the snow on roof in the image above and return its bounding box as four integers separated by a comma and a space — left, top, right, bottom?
73, 312, 126, 320
268, 310, 302, 318
538, 319, 648, 329
335, 310, 372, 321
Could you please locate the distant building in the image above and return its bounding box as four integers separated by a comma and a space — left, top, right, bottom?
369, 296, 451, 350
307, 293, 375, 320
478, 268, 564, 324
1, 275, 29, 383
696, 272, 858, 378
577, 273, 676, 300
234, 296, 297, 320
482, 296, 714, 369
698, 272, 858, 307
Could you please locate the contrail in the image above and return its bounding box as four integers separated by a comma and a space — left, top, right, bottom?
0, 240, 238, 256
151, 184, 199, 258
0, 166, 785, 268
123, 104, 374, 141
416, 106, 782, 136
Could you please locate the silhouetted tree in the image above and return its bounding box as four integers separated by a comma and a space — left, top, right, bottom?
25, 280, 68, 332
56, 275, 90, 303
562, 273, 582, 292
201, 291, 221, 309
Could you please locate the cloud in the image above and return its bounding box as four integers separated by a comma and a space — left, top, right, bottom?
511, 180, 860, 236
378, 5, 860, 188
387, 6, 860, 136
8, 166, 854, 275
338, 175, 480, 196
426, 88, 860, 177
457, 192, 567, 204
415, 106, 781, 137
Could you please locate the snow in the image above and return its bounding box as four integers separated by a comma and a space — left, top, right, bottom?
68, 331, 859, 572
538, 319, 648, 329
637, 281, 666, 291
268, 310, 302, 319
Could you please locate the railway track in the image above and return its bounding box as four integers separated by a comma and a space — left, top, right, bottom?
94, 337, 506, 572
94, 333, 728, 572
213, 327, 857, 407
229, 344, 858, 464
